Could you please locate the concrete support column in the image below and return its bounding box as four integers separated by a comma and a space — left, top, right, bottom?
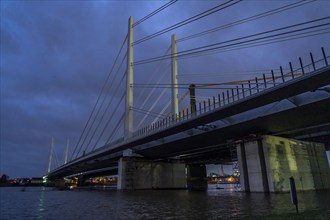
264, 135, 330, 192
186, 164, 207, 191
77, 175, 86, 187
237, 139, 269, 192
54, 179, 66, 188
237, 135, 330, 193
236, 142, 250, 192
257, 139, 270, 193
117, 157, 186, 190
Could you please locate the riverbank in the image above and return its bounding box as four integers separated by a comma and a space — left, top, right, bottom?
242, 209, 330, 220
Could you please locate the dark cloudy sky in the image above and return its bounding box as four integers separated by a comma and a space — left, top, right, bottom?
1, 0, 329, 178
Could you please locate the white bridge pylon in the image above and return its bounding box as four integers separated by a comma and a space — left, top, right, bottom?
124, 16, 180, 140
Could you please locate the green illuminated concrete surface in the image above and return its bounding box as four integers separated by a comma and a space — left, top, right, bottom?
237, 135, 330, 192
264, 135, 330, 192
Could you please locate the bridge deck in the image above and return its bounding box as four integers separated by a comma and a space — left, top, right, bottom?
47, 66, 330, 179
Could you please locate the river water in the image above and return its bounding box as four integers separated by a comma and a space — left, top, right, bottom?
1, 185, 329, 220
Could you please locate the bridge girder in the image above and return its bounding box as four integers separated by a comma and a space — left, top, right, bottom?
47, 67, 330, 179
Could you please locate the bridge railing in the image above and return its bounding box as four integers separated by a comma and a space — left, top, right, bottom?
131, 48, 329, 139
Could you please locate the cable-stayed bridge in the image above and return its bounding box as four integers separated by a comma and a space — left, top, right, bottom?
46, 1, 330, 192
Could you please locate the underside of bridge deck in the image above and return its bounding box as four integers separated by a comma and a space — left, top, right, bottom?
134, 98, 330, 161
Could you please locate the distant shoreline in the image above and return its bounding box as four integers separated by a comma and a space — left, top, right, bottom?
0, 183, 45, 187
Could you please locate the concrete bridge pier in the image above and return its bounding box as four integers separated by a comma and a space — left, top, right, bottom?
237, 135, 330, 193
186, 164, 208, 191
54, 179, 66, 188
77, 175, 86, 187
117, 157, 186, 190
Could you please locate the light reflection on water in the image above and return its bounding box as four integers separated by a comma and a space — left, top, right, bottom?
0, 185, 329, 220
37, 188, 45, 219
